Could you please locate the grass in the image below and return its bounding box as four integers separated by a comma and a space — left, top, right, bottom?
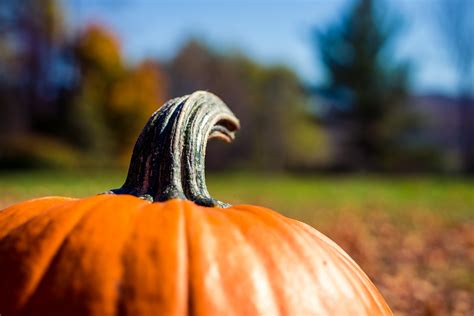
1, 169, 472, 222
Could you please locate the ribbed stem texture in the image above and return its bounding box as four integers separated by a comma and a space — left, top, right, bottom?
109, 91, 240, 207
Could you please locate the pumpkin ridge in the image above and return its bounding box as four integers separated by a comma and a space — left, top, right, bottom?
282, 218, 350, 313
218, 205, 282, 314
327, 241, 382, 314
0, 197, 70, 219
0, 197, 107, 314
221, 206, 286, 315
327, 239, 389, 314
319, 238, 373, 314
0, 198, 79, 314
231, 205, 332, 314
292, 220, 392, 314
0, 204, 57, 242
114, 200, 149, 316
0, 197, 73, 240
18, 195, 118, 314
285, 223, 336, 314
292, 218, 389, 314
182, 200, 194, 316
233, 205, 389, 315
265, 213, 337, 313
185, 203, 226, 315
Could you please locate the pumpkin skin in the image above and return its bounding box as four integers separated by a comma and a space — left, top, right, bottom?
0, 195, 391, 315
0, 91, 392, 315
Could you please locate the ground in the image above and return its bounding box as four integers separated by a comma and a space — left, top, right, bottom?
1, 170, 473, 315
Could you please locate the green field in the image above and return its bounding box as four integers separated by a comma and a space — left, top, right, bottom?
0, 170, 473, 315
1, 169, 472, 221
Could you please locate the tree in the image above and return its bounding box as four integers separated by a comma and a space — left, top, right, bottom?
0, 0, 86, 168
0, 0, 67, 135
313, 0, 417, 171
108, 59, 168, 162
0, 2, 168, 168
436, 0, 474, 173
70, 24, 125, 159
72, 24, 168, 164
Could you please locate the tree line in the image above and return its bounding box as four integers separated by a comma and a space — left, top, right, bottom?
0, 0, 472, 173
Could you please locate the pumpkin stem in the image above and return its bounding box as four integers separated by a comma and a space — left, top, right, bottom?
108, 91, 240, 207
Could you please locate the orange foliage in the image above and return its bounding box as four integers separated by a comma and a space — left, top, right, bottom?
321, 212, 474, 316
73, 24, 168, 162
76, 24, 123, 76
109, 60, 167, 118
109, 60, 168, 161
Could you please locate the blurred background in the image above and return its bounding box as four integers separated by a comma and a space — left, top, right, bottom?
0, 0, 472, 314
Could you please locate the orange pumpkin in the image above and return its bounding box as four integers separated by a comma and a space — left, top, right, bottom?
0, 91, 392, 315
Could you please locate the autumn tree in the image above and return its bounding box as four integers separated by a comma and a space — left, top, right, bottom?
0, 0, 85, 168
0, 0, 66, 135
0, 2, 167, 167
108, 59, 168, 162
72, 25, 168, 164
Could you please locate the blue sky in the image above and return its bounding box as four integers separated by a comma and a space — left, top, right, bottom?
65, 0, 459, 95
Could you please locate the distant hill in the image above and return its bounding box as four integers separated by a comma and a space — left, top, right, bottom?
309, 88, 474, 171
412, 94, 474, 154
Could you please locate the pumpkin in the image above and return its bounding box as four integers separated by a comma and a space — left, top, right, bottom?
0, 91, 392, 315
